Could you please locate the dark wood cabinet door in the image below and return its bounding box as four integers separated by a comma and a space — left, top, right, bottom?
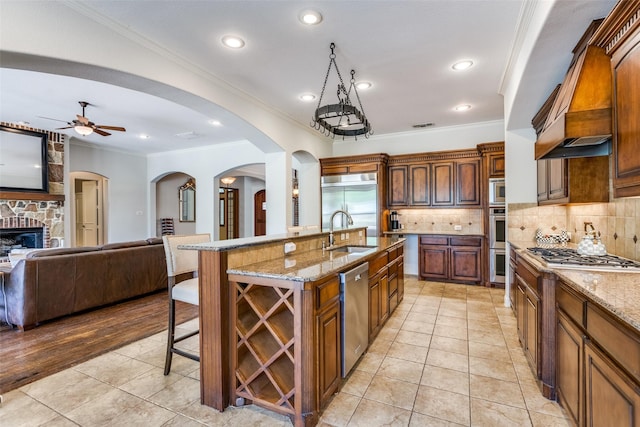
488, 152, 505, 178
556, 311, 583, 427
388, 166, 408, 206
547, 158, 568, 201
380, 272, 389, 325
456, 159, 481, 206
516, 280, 526, 346
525, 288, 540, 375
432, 162, 454, 206
419, 246, 449, 280
612, 32, 640, 198
585, 341, 640, 427
317, 301, 341, 406
450, 247, 481, 282
537, 160, 548, 202
410, 164, 430, 205
369, 272, 381, 340
397, 256, 404, 302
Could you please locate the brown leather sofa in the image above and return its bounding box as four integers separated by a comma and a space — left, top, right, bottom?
0, 238, 167, 330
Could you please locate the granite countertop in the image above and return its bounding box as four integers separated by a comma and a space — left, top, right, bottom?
508, 240, 640, 332
227, 236, 405, 282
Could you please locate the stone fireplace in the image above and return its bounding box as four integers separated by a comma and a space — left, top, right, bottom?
0, 123, 65, 259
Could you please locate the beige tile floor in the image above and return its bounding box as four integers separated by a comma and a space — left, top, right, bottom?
0, 278, 570, 426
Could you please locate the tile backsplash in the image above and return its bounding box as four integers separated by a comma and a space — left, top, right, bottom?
395, 208, 483, 235
508, 199, 640, 262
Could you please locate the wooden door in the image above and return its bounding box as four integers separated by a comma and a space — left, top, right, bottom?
369, 272, 381, 340
388, 166, 408, 206
516, 280, 526, 346
537, 160, 548, 202
455, 159, 481, 206
585, 341, 640, 427
557, 311, 583, 427
219, 188, 239, 240
254, 189, 266, 236
419, 245, 449, 280
525, 288, 540, 375
81, 180, 99, 246
410, 164, 430, 205
317, 300, 341, 405
431, 162, 454, 206
548, 158, 567, 201
612, 33, 640, 197
450, 247, 481, 282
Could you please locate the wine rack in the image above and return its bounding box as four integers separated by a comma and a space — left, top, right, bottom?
234, 280, 297, 416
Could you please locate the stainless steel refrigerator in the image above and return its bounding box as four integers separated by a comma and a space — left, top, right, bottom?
321, 173, 378, 237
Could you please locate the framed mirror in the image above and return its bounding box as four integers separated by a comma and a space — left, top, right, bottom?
0, 125, 49, 192
179, 178, 196, 222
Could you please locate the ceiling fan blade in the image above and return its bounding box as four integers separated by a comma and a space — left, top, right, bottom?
55, 126, 73, 130
76, 115, 89, 125
96, 125, 126, 132
38, 116, 68, 123
93, 128, 111, 136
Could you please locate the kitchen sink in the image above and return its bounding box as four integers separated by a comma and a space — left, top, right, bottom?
330, 245, 377, 254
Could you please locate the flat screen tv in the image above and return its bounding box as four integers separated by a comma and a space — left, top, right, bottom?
0, 125, 49, 193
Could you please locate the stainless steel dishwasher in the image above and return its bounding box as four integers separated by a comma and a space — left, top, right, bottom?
340, 262, 369, 377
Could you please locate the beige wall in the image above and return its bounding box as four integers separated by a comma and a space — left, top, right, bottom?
395, 208, 483, 235
508, 199, 640, 262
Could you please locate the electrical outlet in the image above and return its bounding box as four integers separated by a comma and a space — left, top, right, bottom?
346, 233, 349, 239
454, 225, 462, 231
136, 210, 143, 216
341, 233, 346, 240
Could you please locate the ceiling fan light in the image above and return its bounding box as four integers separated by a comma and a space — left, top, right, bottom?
74, 125, 93, 136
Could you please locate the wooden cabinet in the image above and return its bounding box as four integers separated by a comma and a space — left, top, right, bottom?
487, 151, 505, 178
388, 166, 408, 206
368, 244, 404, 342
387, 150, 481, 208
368, 251, 388, 340
513, 253, 556, 399
508, 246, 517, 313
585, 341, 640, 427
537, 156, 609, 205
316, 293, 341, 405
419, 235, 482, 284
591, 0, 640, 198
556, 278, 640, 427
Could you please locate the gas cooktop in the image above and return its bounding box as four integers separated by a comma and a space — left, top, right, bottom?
527, 247, 640, 271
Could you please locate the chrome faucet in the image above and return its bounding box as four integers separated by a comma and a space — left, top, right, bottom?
329, 209, 353, 247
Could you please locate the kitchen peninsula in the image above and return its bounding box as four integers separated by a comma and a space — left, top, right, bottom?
181, 227, 405, 427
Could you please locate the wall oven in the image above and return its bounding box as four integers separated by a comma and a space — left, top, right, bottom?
489, 178, 506, 206
489, 207, 506, 283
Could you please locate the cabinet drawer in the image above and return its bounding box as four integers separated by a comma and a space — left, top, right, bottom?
516, 258, 541, 295
369, 252, 389, 276
420, 235, 448, 245
388, 247, 399, 261
509, 246, 517, 262
396, 245, 404, 256
316, 275, 340, 310
586, 303, 640, 383
556, 283, 585, 327
450, 236, 481, 247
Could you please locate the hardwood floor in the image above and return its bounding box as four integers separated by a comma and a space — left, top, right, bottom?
0, 291, 198, 394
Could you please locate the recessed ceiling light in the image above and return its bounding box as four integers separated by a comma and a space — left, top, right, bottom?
299, 10, 322, 25
299, 93, 316, 102
208, 119, 222, 126
221, 35, 245, 49
454, 104, 472, 112
356, 81, 372, 90
452, 60, 474, 71
139, 134, 150, 139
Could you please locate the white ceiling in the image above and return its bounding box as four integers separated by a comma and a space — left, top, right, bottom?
0, 1, 617, 156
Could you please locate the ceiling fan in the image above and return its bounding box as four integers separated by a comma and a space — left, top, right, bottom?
43, 101, 126, 137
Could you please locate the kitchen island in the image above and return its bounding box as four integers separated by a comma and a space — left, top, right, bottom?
509, 241, 640, 426
181, 228, 405, 427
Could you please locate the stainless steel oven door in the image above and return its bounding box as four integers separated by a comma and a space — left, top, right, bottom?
489, 212, 506, 249
489, 179, 506, 205
490, 248, 506, 283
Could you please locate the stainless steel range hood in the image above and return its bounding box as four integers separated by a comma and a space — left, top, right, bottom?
535, 20, 613, 160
